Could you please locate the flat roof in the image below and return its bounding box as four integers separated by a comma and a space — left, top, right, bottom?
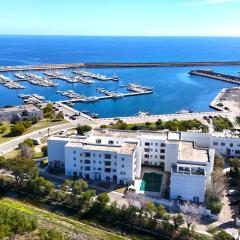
168, 132, 180, 141
179, 141, 209, 163
66, 141, 137, 155
0, 104, 41, 113
91, 129, 139, 138
139, 131, 167, 140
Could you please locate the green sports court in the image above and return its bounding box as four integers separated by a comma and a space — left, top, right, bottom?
140, 172, 163, 193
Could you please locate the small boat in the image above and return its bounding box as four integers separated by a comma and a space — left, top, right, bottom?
91, 113, 99, 119
176, 109, 193, 114
137, 111, 150, 116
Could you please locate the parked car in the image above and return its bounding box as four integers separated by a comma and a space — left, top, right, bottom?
230, 199, 239, 206
228, 189, 240, 196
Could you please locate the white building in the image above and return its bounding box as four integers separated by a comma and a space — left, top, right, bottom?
48, 129, 240, 202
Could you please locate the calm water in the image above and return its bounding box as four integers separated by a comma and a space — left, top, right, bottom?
0, 36, 239, 117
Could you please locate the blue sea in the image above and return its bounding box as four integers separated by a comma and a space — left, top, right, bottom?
0, 35, 239, 117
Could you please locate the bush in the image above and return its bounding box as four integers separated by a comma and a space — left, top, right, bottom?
212, 118, 233, 132
207, 200, 223, 214
41, 146, 48, 157
76, 125, 92, 135
0, 204, 37, 239
11, 122, 26, 135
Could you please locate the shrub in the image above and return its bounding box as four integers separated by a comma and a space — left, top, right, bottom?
41, 146, 48, 157
11, 122, 26, 135
207, 200, 223, 214
76, 125, 92, 135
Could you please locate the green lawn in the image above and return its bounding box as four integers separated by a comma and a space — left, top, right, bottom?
0, 119, 68, 144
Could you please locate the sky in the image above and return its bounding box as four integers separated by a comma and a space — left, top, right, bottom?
0, 0, 239, 36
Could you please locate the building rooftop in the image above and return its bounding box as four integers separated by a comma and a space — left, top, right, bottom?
65, 141, 137, 155
91, 129, 139, 138
168, 132, 180, 141
178, 141, 209, 163
0, 104, 41, 113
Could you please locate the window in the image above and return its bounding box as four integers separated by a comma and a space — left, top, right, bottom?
74, 164, 76, 167
80, 153, 82, 156
84, 159, 90, 164
93, 167, 96, 170
237, 144, 240, 147
213, 142, 218, 146
84, 166, 90, 171
84, 152, 91, 157
74, 157, 76, 161
80, 160, 82, 163
99, 154, 101, 157
121, 165, 125, 168
221, 143, 225, 146
98, 168, 101, 171
104, 154, 112, 159
114, 155, 117, 159
161, 143, 166, 147
160, 155, 165, 160
105, 161, 111, 166
145, 142, 150, 146
155, 149, 158, 152
99, 161, 102, 164
121, 158, 125, 161
230, 143, 234, 147
235, 150, 240, 155
155, 143, 158, 146
151, 143, 153, 146
105, 168, 111, 173
155, 155, 157, 158
179, 166, 190, 172
73, 151, 76, 154
144, 148, 150, 152
108, 140, 114, 144
93, 153, 95, 157
114, 162, 117, 166
112, 169, 117, 172
93, 160, 96, 164
144, 154, 149, 158
160, 149, 165, 154
96, 139, 101, 144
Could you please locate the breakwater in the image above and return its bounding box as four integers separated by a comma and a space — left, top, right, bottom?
189, 70, 240, 85
1, 61, 240, 72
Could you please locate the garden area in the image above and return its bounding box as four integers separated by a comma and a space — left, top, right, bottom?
101, 119, 209, 132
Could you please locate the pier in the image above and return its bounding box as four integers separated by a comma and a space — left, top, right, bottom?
1, 61, 240, 72
0, 74, 25, 89
58, 90, 153, 104
189, 70, 240, 85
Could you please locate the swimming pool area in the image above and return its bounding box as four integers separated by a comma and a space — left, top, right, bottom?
140, 172, 163, 193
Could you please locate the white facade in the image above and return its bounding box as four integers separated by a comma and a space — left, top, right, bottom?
48, 129, 239, 202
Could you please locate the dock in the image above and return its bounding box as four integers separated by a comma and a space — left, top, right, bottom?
1, 61, 240, 72
73, 70, 119, 81
0, 74, 25, 89
58, 90, 153, 104
189, 70, 240, 85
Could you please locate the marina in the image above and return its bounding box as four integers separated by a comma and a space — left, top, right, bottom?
127, 83, 154, 92
18, 93, 46, 104
189, 70, 240, 85
0, 74, 25, 89
14, 73, 58, 87
73, 70, 119, 81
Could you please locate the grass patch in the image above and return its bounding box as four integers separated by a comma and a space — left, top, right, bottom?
0, 119, 68, 144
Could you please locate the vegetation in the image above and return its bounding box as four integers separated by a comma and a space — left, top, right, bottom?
101, 119, 209, 132
0, 204, 37, 239
41, 145, 48, 157
76, 124, 92, 135
236, 116, 240, 125
212, 118, 233, 132
43, 103, 64, 121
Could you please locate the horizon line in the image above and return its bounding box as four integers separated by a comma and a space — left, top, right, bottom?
0, 34, 240, 38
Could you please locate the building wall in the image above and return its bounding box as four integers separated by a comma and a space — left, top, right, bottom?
48, 137, 69, 168
170, 172, 207, 202
211, 136, 240, 157
64, 145, 137, 184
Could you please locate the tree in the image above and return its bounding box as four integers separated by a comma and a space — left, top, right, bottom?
0, 157, 38, 185
76, 125, 92, 135
60, 179, 73, 192
41, 146, 48, 157
206, 168, 225, 201
181, 203, 199, 229
155, 204, 168, 220
144, 200, 156, 217
72, 179, 88, 195
172, 214, 184, 230
21, 138, 34, 148
19, 144, 34, 158
214, 154, 224, 169
11, 122, 26, 135
55, 111, 64, 121
96, 192, 110, 207
29, 177, 55, 197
